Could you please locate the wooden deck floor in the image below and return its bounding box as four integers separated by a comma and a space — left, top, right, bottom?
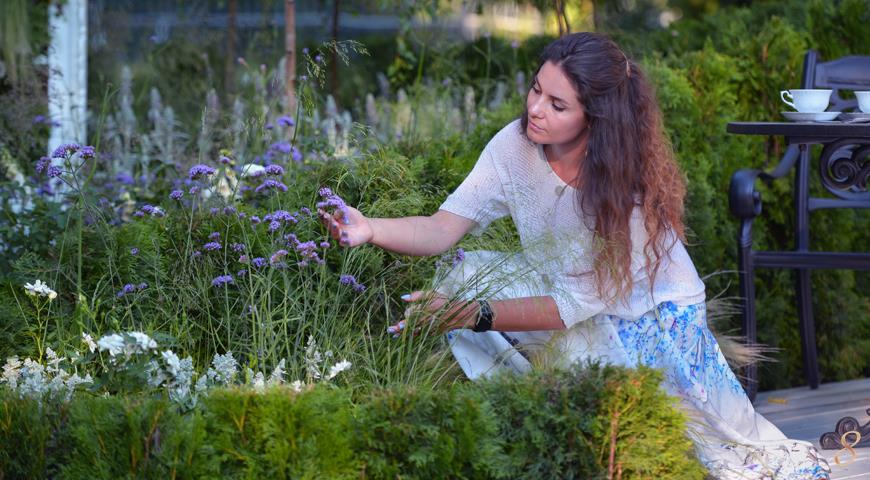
754, 377, 870, 479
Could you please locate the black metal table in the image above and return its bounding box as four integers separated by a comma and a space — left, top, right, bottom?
726, 121, 870, 403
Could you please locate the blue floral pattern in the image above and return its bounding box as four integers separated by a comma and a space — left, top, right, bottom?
610, 301, 746, 404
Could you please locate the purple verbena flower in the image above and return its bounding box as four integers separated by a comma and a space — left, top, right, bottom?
237, 269, 248, 277
211, 274, 234, 287
255, 179, 288, 194
231, 243, 246, 252
116, 173, 134, 185
133, 210, 145, 218
210, 207, 219, 216
239, 255, 249, 263
223, 206, 237, 215
116, 283, 137, 298
291, 147, 303, 163
251, 257, 266, 268
188, 164, 217, 180
204, 241, 222, 252
453, 248, 465, 266
137, 282, 148, 290
219, 155, 232, 165
277, 115, 295, 128
339, 274, 366, 293
270, 141, 293, 154
51, 143, 81, 159
265, 123, 274, 130
251, 216, 261, 225
265, 164, 284, 176
268, 220, 281, 233
80, 146, 96, 159
189, 186, 200, 195
269, 250, 288, 265
141, 205, 156, 215
170, 190, 184, 200
316, 187, 349, 220
300, 206, 311, 215
47, 165, 63, 178
319, 241, 330, 249
130, 247, 139, 256
208, 232, 220, 240
35, 156, 50, 174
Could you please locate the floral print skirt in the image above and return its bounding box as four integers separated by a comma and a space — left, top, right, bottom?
436, 250, 832, 480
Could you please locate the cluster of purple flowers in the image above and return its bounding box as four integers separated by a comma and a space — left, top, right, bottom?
211, 274, 234, 287
231, 243, 246, 253
116, 282, 148, 298
263, 141, 303, 163
339, 274, 366, 293
188, 164, 217, 180
265, 164, 284, 176
130, 247, 139, 256
204, 241, 222, 252
35, 156, 63, 178
277, 115, 295, 128
284, 234, 326, 266
51, 143, 81, 159
208, 232, 220, 240
169, 190, 184, 200
135, 204, 165, 218
255, 179, 288, 194
316, 187, 349, 221
453, 248, 465, 266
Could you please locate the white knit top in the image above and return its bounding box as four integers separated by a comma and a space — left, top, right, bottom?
438, 119, 706, 327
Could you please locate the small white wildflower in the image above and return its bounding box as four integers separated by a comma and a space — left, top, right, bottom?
252, 371, 266, 392
162, 350, 182, 377
268, 359, 286, 385
147, 359, 167, 387
240, 163, 265, 178
45, 347, 63, 373
326, 360, 352, 380
128, 332, 158, 351
209, 352, 238, 385
1, 356, 23, 389
194, 374, 208, 394
289, 380, 304, 393
18, 358, 47, 398
81, 333, 97, 353
304, 335, 322, 380
23, 279, 57, 300
97, 334, 125, 356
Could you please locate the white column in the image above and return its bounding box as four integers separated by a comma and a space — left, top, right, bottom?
48, 0, 88, 152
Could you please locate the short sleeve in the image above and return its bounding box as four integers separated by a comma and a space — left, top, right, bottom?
438, 146, 511, 237
547, 272, 607, 329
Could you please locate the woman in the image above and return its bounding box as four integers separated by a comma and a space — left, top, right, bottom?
319, 32, 832, 480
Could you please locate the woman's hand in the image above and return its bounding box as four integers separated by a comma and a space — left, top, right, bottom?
318, 205, 374, 247
387, 291, 477, 338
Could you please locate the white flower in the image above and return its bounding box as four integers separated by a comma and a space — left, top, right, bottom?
252, 372, 266, 392
208, 352, 238, 385
326, 360, 352, 380
81, 333, 97, 353
24, 279, 57, 300
289, 380, 304, 393
1, 356, 23, 389
162, 350, 182, 377
240, 163, 265, 178
128, 332, 157, 351
268, 359, 286, 385
97, 334, 125, 356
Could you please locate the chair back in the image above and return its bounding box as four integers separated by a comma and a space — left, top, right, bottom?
802, 50, 870, 112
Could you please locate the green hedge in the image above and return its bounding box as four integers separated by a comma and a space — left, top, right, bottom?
0, 363, 706, 479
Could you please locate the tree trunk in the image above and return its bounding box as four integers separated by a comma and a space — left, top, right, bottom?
284, 0, 296, 113
331, 0, 340, 103
225, 0, 237, 95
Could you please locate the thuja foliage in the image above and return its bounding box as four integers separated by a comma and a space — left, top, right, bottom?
0, 362, 706, 479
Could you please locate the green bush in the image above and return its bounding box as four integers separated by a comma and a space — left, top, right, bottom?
0, 363, 707, 479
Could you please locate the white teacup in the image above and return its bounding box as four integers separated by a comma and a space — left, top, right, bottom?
780, 89, 832, 113
855, 91, 870, 113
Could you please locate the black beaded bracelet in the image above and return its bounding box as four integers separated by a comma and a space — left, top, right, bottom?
473, 299, 494, 332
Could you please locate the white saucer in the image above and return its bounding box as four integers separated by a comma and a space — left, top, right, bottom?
782, 111, 841, 122
839, 112, 870, 122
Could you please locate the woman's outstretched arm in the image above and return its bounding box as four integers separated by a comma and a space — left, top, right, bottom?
320, 206, 476, 257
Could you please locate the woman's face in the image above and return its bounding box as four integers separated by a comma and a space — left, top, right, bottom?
525, 61, 587, 147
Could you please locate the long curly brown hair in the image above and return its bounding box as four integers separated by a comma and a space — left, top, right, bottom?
521, 32, 687, 304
